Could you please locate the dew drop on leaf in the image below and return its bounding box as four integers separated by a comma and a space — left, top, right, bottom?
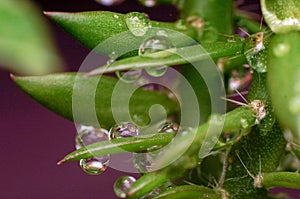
116, 69, 142, 83
125, 12, 150, 37
114, 176, 136, 198
109, 122, 140, 139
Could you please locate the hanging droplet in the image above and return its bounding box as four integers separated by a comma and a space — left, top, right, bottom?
158, 121, 179, 133
139, 0, 156, 7
114, 176, 136, 198
139, 35, 175, 58
94, 0, 125, 6
139, 35, 175, 77
145, 65, 168, 77
125, 12, 150, 37
80, 158, 109, 175
75, 125, 110, 175
116, 69, 142, 83
109, 122, 140, 139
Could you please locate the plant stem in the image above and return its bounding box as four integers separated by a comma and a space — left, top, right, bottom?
261, 172, 300, 190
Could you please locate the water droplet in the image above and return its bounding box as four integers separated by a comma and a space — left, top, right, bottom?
246, 52, 267, 73
158, 121, 179, 133
109, 122, 140, 139
116, 69, 142, 83
125, 12, 150, 37
139, 0, 156, 7
145, 65, 168, 77
240, 118, 249, 129
80, 158, 108, 175
139, 35, 175, 58
75, 125, 109, 149
273, 42, 290, 57
75, 125, 110, 175
94, 0, 125, 6
114, 176, 136, 198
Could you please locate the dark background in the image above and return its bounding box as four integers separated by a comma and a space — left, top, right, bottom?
1, 0, 299, 199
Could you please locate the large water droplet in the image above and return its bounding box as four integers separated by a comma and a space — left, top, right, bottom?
94, 0, 125, 6
116, 69, 142, 83
75, 125, 109, 149
158, 121, 179, 133
139, 35, 175, 58
125, 12, 150, 37
80, 158, 109, 175
114, 176, 136, 198
109, 122, 140, 139
75, 125, 110, 175
139, 0, 156, 7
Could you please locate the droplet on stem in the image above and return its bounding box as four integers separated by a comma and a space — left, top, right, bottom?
109, 122, 140, 139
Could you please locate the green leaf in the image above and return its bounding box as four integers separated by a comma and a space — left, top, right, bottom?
45, 11, 197, 55
261, 0, 300, 33
0, 0, 62, 75
88, 41, 244, 75
12, 73, 179, 129
57, 132, 175, 164
261, 172, 300, 190
152, 185, 223, 199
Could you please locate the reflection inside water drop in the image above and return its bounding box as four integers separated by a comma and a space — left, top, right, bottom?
114, 176, 136, 198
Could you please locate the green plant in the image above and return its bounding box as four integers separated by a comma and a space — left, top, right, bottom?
6, 0, 300, 198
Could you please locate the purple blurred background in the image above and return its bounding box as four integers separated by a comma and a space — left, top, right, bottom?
1, 0, 299, 198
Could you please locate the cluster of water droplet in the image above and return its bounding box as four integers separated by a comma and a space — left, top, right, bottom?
115, 31, 176, 83
133, 121, 179, 173
75, 125, 110, 175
